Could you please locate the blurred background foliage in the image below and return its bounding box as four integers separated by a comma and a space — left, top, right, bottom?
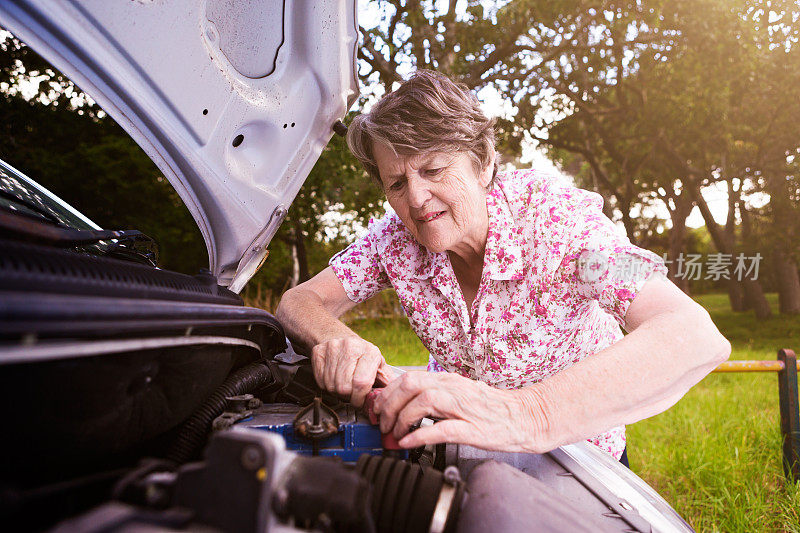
0, 34, 207, 271
1, 0, 799, 317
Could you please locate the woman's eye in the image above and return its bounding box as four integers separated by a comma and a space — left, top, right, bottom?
425, 167, 443, 177
388, 180, 404, 191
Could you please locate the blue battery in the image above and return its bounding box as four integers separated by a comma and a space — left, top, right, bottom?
234, 403, 408, 462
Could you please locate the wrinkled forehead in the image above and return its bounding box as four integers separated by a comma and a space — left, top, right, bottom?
373, 142, 456, 179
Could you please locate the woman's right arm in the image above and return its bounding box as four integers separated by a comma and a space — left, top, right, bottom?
275, 266, 393, 407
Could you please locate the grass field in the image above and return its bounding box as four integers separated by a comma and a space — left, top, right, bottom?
347, 292, 800, 532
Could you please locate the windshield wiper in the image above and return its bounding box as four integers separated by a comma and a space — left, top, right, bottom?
0, 208, 159, 266
103, 233, 159, 267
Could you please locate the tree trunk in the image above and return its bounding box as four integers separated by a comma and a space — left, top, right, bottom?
287, 219, 310, 288
765, 173, 800, 314
722, 178, 749, 310
293, 219, 311, 284
691, 180, 772, 318
739, 199, 752, 242
589, 167, 617, 221
726, 280, 747, 311
735, 199, 753, 311
667, 192, 692, 294
724, 178, 738, 245
735, 271, 769, 318
618, 197, 638, 246
773, 248, 800, 314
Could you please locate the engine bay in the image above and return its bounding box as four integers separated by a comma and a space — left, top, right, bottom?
0, 333, 693, 532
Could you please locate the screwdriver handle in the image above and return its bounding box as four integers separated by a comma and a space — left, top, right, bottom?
363, 389, 403, 450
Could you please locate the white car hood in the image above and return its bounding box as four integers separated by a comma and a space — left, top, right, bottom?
0, 0, 359, 292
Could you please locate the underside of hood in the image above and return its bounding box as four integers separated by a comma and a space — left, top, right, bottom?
0, 0, 360, 292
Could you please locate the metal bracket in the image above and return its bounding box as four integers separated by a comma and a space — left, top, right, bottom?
212, 394, 262, 432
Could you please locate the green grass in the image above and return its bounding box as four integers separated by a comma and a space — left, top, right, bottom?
347, 292, 800, 532
347, 317, 429, 367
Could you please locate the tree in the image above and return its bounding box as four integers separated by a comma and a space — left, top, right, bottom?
0, 33, 207, 273
647, 0, 800, 316
737, 0, 800, 313
630, 0, 781, 316
271, 129, 385, 287
358, 0, 800, 318
525, 0, 800, 316
360, 1, 686, 244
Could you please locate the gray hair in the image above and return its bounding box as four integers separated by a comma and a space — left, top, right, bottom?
347, 69, 497, 187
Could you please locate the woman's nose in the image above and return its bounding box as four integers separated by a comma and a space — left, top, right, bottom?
406, 176, 431, 208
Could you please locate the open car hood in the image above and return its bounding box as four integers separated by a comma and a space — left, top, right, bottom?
0, 0, 359, 292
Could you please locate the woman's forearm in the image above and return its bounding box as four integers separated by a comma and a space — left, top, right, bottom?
517, 303, 731, 452
275, 286, 359, 354
276, 281, 394, 405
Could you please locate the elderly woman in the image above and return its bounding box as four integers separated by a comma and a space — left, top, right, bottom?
276, 70, 730, 463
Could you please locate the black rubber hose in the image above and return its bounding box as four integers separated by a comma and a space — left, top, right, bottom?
355, 455, 460, 533
165, 362, 273, 464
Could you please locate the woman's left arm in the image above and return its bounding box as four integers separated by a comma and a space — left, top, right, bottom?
512, 274, 730, 452
373, 275, 730, 452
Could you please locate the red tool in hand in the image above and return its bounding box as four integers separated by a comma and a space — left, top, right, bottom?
363, 388, 403, 451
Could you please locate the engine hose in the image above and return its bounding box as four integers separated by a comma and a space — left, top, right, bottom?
355, 455, 464, 533
165, 362, 273, 464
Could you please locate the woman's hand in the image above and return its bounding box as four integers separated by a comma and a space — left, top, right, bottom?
372, 371, 550, 452
311, 335, 395, 408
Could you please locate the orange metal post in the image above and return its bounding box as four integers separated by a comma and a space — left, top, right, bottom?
713, 360, 786, 373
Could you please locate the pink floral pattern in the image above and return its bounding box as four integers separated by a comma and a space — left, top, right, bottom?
330, 168, 667, 459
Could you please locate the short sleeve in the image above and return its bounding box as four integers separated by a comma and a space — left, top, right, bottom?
544, 184, 667, 327
328, 218, 392, 304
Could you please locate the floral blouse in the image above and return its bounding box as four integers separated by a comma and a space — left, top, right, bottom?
329, 168, 667, 459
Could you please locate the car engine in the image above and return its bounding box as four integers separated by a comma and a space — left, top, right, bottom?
0, 329, 693, 532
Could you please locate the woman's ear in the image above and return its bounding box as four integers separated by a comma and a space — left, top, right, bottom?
479, 149, 497, 188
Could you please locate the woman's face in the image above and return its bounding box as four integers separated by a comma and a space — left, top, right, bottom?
373, 143, 493, 254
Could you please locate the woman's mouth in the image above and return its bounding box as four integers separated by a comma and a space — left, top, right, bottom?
418, 211, 446, 223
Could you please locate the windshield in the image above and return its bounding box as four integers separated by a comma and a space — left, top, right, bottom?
0, 159, 100, 230
0, 159, 160, 265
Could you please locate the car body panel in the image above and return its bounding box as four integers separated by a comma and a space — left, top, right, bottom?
0, 0, 359, 291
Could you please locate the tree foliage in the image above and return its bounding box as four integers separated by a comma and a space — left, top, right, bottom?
358, 0, 800, 314
259, 127, 385, 288
0, 33, 206, 272
3, 2, 800, 306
